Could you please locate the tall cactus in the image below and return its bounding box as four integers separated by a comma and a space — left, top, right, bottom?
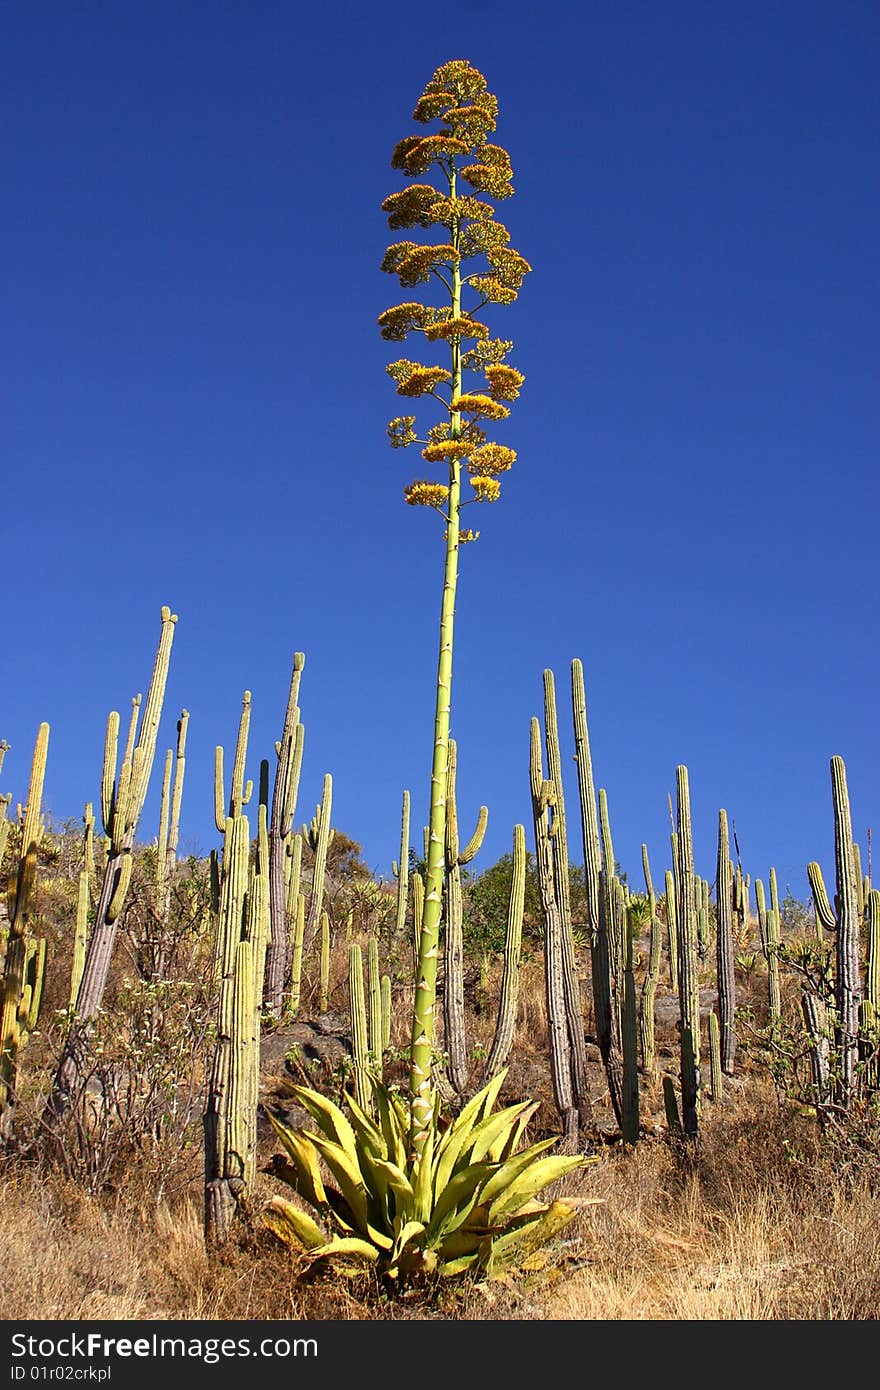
204, 706, 271, 1245
392, 789, 411, 942
442, 737, 487, 1095
673, 765, 701, 1137
715, 810, 737, 1074
303, 774, 333, 954
806, 756, 864, 1104
529, 719, 578, 1149
50, 606, 177, 1123
0, 724, 49, 1142
485, 823, 527, 1079
639, 845, 662, 1076
264, 654, 306, 1018
542, 670, 591, 1126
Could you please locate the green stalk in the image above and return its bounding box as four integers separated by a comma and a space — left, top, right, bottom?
409, 158, 463, 1157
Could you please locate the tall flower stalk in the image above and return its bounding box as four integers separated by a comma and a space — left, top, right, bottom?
380, 59, 529, 1155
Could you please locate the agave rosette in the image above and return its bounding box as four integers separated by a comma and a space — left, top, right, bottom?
264, 1067, 594, 1281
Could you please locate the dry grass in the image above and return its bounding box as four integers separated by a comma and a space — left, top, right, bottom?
3, 1072, 877, 1322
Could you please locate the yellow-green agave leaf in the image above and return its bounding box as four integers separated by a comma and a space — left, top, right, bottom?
479, 1136, 559, 1207
306, 1133, 371, 1233
266, 1112, 328, 1208
309, 1236, 380, 1264
486, 1199, 579, 1276
488, 1156, 589, 1224
264, 1196, 327, 1251
425, 1161, 495, 1242
288, 1084, 359, 1161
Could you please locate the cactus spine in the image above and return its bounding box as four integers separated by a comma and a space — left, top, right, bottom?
0, 724, 49, 1142
265, 654, 305, 1017
715, 810, 737, 1073
50, 606, 177, 1124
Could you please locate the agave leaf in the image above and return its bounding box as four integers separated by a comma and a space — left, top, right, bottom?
487, 1155, 589, 1224
425, 1160, 496, 1242
372, 1081, 408, 1169
479, 1136, 558, 1208
412, 1116, 436, 1225
494, 1100, 540, 1162
264, 1196, 327, 1251
287, 1084, 359, 1160
344, 1090, 389, 1163
460, 1100, 536, 1168
439, 1249, 486, 1278
391, 1219, 427, 1262
307, 1133, 371, 1234
487, 1199, 579, 1275
373, 1157, 416, 1215
266, 1112, 327, 1208
433, 1072, 508, 1192
309, 1236, 380, 1264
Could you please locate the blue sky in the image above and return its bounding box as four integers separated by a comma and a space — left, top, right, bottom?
3, 1, 877, 906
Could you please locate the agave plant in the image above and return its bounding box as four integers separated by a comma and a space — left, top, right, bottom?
264, 1068, 594, 1283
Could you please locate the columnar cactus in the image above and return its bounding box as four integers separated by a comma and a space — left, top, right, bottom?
380, 59, 529, 1156
622, 894, 645, 1143
707, 1011, 723, 1102
0, 724, 49, 1142
570, 659, 622, 1128
265, 654, 306, 1017
392, 789, 411, 941
806, 756, 864, 1104
69, 804, 94, 1009
639, 845, 662, 1076
664, 868, 679, 990
484, 823, 526, 1079
349, 942, 372, 1111
442, 737, 488, 1094
529, 718, 579, 1150
319, 909, 331, 1014
861, 889, 879, 1088
715, 810, 737, 1074
303, 774, 333, 954
50, 606, 177, 1122
755, 877, 782, 1024
673, 765, 701, 1137
204, 702, 271, 1245
287, 890, 306, 1020
541, 670, 591, 1125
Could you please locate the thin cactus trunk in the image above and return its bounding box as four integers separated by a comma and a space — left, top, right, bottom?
485, 823, 526, 1079
621, 894, 640, 1144
715, 811, 737, 1074
392, 790, 411, 941
442, 739, 487, 1096
529, 719, 578, 1151
49, 607, 177, 1126
265, 654, 305, 1017
674, 766, 701, 1138
639, 845, 662, 1076
303, 774, 333, 954
830, 756, 862, 1103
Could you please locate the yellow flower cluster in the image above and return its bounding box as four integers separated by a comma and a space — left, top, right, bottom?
422, 60, 489, 105
381, 185, 442, 230
427, 420, 487, 447
461, 337, 513, 370
487, 246, 531, 288
443, 104, 495, 144
405, 480, 450, 508
470, 476, 501, 502
461, 163, 514, 200
398, 365, 452, 397
469, 275, 518, 305
386, 358, 420, 385
412, 91, 456, 122
451, 393, 511, 421
381, 241, 461, 288
467, 443, 516, 475
484, 365, 525, 401
392, 134, 469, 175
421, 439, 473, 463
460, 219, 510, 259
431, 194, 495, 225
387, 416, 418, 448
377, 303, 429, 342
424, 316, 489, 342
458, 528, 481, 543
